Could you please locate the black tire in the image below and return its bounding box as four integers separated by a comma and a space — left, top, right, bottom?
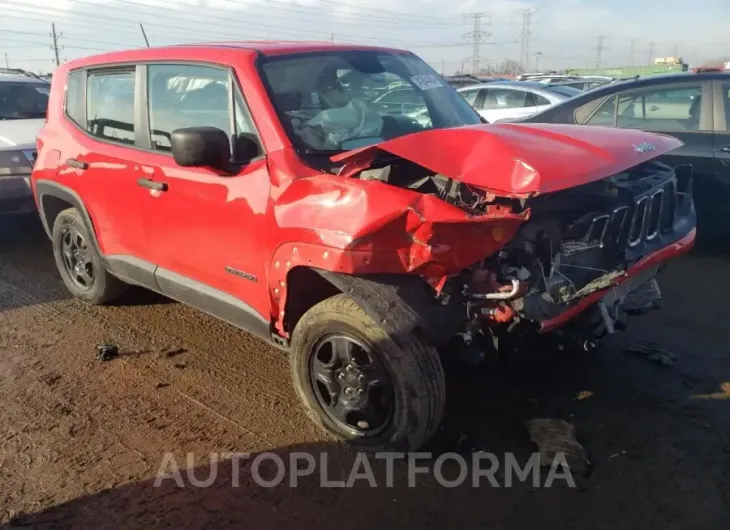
51, 207, 127, 304
290, 293, 445, 452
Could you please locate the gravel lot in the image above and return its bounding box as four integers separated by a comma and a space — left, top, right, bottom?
1, 215, 729, 529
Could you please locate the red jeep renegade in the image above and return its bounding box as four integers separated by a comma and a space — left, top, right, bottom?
31, 42, 696, 451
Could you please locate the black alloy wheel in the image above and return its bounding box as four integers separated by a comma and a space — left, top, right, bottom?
309, 333, 394, 436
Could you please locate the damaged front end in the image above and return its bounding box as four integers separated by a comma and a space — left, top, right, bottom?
324, 124, 697, 358
452, 160, 696, 355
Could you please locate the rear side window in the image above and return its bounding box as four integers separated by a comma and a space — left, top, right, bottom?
87, 70, 136, 145
615, 85, 703, 131
65, 70, 84, 125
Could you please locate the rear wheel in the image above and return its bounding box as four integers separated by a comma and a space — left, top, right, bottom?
51, 208, 127, 304
290, 293, 445, 452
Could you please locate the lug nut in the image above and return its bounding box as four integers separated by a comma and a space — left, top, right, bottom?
337, 373, 345, 381
356, 389, 364, 396
344, 388, 352, 396
358, 374, 365, 383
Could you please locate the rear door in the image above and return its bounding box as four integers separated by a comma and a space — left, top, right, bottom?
57, 66, 148, 258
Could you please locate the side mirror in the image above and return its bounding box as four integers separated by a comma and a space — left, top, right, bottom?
170, 127, 230, 170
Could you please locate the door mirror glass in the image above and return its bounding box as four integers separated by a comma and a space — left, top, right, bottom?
170, 126, 231, 170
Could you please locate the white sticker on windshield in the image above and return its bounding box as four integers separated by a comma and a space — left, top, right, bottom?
34, 86, 50, 95
410, 74, 443, 91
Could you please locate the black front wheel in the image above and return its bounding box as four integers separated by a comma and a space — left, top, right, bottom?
51, 208, 127, 304
290, 294, 445, 452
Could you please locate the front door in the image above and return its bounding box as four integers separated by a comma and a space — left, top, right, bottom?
136, 63, 273, 332
710, 80, 730, 236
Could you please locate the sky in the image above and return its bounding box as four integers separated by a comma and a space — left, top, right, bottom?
1, 0, 729, 74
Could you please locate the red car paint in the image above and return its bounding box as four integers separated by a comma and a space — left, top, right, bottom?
31, 42, 694, 341
333, 124, 683, 197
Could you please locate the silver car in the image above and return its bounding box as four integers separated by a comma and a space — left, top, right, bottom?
457, 81, 581, 123
0, 70, 48, 214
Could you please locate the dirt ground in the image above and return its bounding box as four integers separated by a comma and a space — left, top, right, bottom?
1, 215, 729, 529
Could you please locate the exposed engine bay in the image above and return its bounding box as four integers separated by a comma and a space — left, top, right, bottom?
346, 155, 696, 356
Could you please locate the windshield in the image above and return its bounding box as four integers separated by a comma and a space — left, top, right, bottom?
0, 81, 49, 120
544, 85, 583, 98
259, 50, 481, 153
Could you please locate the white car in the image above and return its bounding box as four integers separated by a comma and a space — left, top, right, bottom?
0, 69, 48, 214
457, 81, 581, 123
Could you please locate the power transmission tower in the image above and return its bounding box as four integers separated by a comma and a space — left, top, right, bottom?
519, 9, 534, 69
629, 39, 636, 66
647, 42, 655, 64
596, 35, 606, 68
464, 12, 491, 75
50, 23, 62, 66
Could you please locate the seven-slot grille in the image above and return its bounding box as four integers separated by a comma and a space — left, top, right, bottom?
584, 176, 685, 250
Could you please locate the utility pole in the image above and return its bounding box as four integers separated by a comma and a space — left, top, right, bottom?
330, 33, 335, 42
441, 59, 445, 75
534, 52, 542, 70
3, 53, 8, 69
629, 39, 636, 66
647, 42, 655, 64
519, 9, 534, 70
464, 12, 491, 75
50, 23, 61, 66
595, 35, 606, 68
672, 43, 679, 57
139, 24, 150, 47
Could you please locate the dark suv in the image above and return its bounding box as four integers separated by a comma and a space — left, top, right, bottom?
32, 43, 695, 451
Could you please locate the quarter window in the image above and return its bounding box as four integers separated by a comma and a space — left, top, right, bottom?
723, 83, 730, 131
147, 64, 259, 156
65, 70, 84, 125
87, 69, 136, 144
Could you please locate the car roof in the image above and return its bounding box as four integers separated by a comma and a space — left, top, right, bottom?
560, 70, 730, 102
62, 41, 409, 70
0, 74, 45, 83
458, 80, 561, 90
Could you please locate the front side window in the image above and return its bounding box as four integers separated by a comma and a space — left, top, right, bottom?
615, 85, 703, 131
0, 80, 49, 120
147, 64, 259, 156
259, 50, 480, 152
87, 69, 135, 144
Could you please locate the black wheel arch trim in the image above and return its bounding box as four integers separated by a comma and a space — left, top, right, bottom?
312, 270, 463, 348
34, 179, 101, 252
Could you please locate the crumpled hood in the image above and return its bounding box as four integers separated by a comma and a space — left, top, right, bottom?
332, 123, 683, 197
0, 119, 44, 149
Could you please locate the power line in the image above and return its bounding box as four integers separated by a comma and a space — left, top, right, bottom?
595, 35, 606, 68
51, 23, 62, 67
629, 39, 636, 66
519, 9, 534, 69
464, 12, 492, 74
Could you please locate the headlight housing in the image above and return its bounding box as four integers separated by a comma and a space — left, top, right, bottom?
0, 149, 34, 176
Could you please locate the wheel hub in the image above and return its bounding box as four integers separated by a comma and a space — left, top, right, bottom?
309, 334, 394, 437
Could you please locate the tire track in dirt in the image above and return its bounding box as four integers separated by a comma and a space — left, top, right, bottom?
0, 243, 322, 447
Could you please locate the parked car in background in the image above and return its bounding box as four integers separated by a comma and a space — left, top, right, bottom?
32, 42, 695, 452
516, 67, 730, 240
443, 74, 482, 89
0, 68, 49, 215
458, 81, 581, 122
549, 78, 611, 91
